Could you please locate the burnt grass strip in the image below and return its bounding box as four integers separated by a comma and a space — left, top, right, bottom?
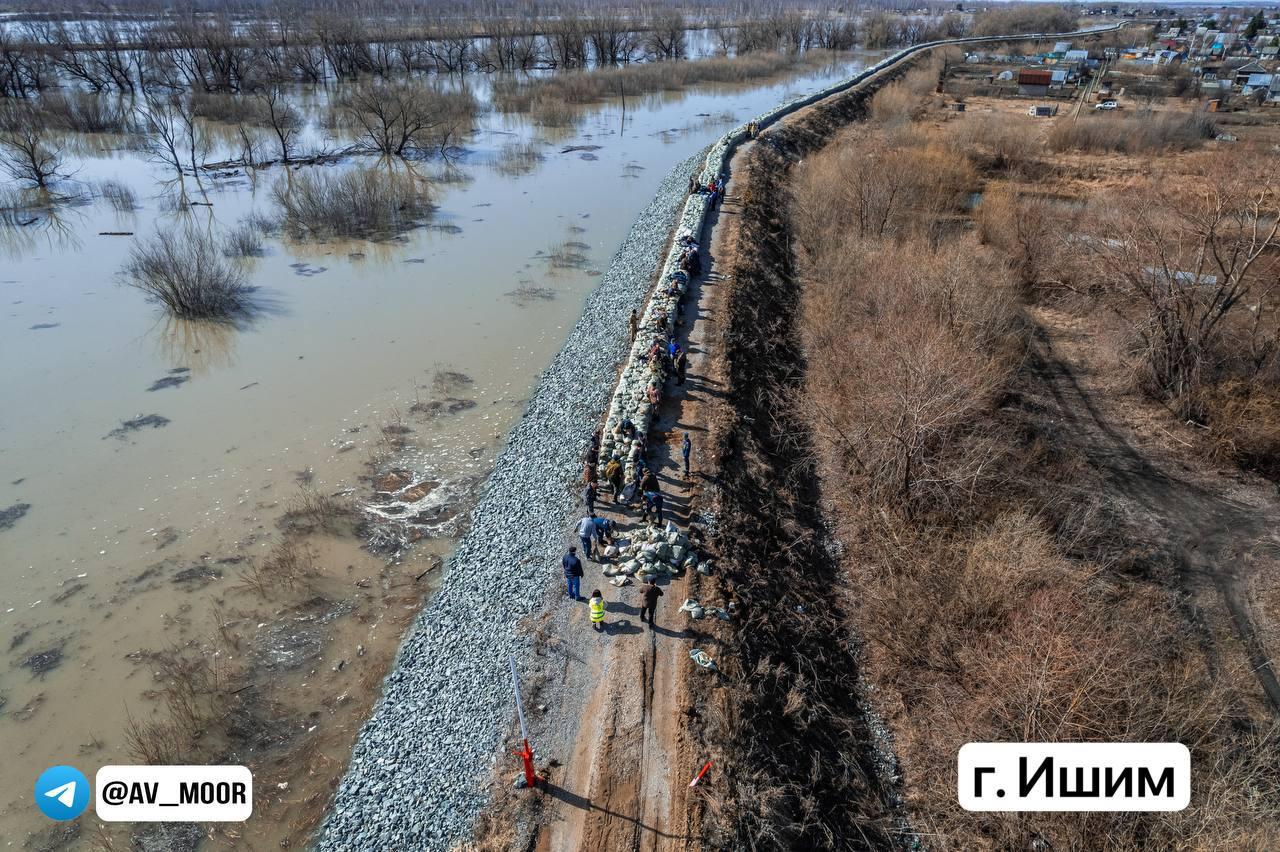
699, 74, 915, 851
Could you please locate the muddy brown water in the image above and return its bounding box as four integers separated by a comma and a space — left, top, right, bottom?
0, 58, 877, 847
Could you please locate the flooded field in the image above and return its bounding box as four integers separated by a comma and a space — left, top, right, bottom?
0, 55, 873, 847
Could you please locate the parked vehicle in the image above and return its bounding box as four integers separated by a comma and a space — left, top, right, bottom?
1095, 100, 1119, 110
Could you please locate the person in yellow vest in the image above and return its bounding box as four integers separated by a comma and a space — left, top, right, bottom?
589, 589, 606, 633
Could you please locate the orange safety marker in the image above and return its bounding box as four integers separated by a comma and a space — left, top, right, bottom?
509, 655, 539, 790
514, 738, 537, 790
688, 760, 713, 788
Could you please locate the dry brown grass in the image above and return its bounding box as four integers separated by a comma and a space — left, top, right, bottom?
1048, 110, 1216, 154
787, 90, 1280, 848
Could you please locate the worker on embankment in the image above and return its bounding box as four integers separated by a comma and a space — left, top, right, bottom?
562, 546, 584, 601
639, 580, 664, 629
605, 454, 624, 502
576, 514, 598, 560
589, 589, 606, 632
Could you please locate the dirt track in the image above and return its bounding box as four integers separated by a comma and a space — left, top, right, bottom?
1031, 307, 1280, 715
521, 149, 751, 852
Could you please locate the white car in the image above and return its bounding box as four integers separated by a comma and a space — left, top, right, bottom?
1095, 100, 1119, 110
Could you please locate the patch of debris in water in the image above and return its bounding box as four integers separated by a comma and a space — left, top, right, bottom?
0, 501, 31, 531
21, 643, 65, 678
252, 597, 355, 672
105, 414, 170, 440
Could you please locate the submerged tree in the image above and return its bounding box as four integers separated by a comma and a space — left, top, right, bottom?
0, 111, 66, 189
337, 80, 474, 158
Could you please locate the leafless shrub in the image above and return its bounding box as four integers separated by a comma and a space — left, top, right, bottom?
271, 165, 434, 241
191, 90, 256, 125
1084, 157, 1280, 422
493, 51, 829, 126
281, 485, 353, 534
122, 226, 253, 319
222, 221, 264, 258
0, 184, 41, 225
506, 283, 556, 305
973, 4, 1076, 35
975, 184, 1082, 291
41, 91, 131, 134
492, 139, 544, 176
779, 93, 1280, 849
257, 536, 316, 593
98, 179, 138, 212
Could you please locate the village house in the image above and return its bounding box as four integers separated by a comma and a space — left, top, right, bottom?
1235, 60, 1268, 85
1017, 68, 1053, 97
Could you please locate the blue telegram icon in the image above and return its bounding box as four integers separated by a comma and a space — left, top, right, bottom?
34, 765, 90, 820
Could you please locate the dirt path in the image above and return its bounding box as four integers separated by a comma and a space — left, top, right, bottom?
521, 156, 748, 852
1031, 306, 1280, 714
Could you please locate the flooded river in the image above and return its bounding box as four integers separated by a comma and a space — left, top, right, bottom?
0, 54, 873, 847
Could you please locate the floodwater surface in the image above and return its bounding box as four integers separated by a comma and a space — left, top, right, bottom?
0, 55, 873, 846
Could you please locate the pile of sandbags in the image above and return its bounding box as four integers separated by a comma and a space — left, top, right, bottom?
598, 522, 701, 581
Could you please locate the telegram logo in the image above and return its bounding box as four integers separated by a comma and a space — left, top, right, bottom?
35, 765, 90, 820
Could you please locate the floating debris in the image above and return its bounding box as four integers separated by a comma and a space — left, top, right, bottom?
147, 374, 190, 392
0, 502, 31, 532
105, 414, 170, 440
21, 644, 65, 678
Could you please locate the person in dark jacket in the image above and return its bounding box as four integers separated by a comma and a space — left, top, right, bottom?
562, 547, 584, 600
583, 481, 597, 516
674, 349, 688, 386
639, 580, 664, 627
681, 432, 692, 478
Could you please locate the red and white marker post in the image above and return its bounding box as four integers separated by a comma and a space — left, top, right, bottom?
509, 655, 538, 789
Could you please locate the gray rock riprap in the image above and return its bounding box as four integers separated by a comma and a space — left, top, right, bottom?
316, 150, 705, 851
319, 24, 1116, 851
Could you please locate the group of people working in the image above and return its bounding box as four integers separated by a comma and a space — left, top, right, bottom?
559, 172, 720, 634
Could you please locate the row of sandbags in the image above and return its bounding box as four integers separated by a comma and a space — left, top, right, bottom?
597, 25, 1115, 484
598, 191, 711, 482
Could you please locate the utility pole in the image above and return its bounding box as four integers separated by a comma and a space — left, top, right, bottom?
509, 655, 538, 789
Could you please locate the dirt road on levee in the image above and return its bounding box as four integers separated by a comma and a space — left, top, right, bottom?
1030, 307, 1280, 717
522, 150, 749, 852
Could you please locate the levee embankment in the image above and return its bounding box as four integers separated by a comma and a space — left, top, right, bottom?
319, 25, 1118, 851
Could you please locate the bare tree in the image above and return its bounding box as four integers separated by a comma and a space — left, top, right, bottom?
546, 19, 587, 68
0, 111, 65, 188
139, 93, 187, 174
338, 80, 474, 157
644, 10, 687, 61
1091, 168, 1280, 418
586, 13, 638, 66
0, 26, 44, 98
252, 87, 303, 162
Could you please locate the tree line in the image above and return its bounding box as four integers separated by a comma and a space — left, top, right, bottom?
0, 2, 1003, 98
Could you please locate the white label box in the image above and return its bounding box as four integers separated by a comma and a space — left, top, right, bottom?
95, 765, 252, 822
958, 743, 1190, 812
